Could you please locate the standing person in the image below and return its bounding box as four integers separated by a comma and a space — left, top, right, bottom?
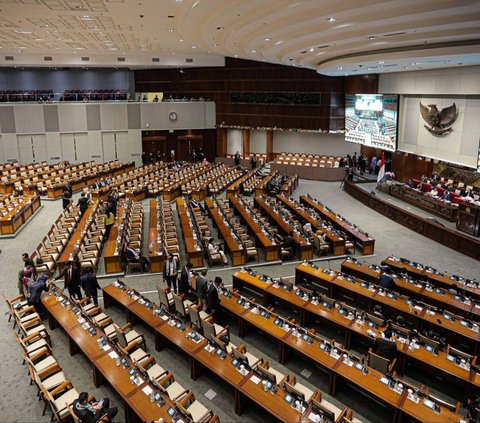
162, 254, 179, 294
192, 149, 197, 163
81, 267, 102, 306
77, 192, 89, 217
62, 188, 72, 209
195, 270, 209, 310
372, 329, 397, 361
179, 262, 193, 297
370, 157, 377, 174
206, 277, 223, 324
103, 209, 115, 241
207, 239, 228, 264
58, 260, 83, 300
250, 154, 257, 169
198, 148, 205, 162
26, 273, 49, 317
234, 151, 241, 166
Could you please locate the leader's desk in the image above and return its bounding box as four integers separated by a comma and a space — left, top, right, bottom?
219, 284, 464, 422
232, 270, 480, 398
296, 264, 480, 354
341, 258, 480, 321
102, 283, 303, 421
41, 289, 173, 423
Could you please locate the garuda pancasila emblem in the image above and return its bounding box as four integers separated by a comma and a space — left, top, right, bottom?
420, 102, 459, 135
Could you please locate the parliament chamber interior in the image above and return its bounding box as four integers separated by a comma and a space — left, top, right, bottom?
1, 1, 480, 423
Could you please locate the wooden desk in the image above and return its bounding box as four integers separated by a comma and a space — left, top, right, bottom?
0, 193, 41, 235
229, 195, 280, 261
254, 172, 276, 196
341, 259, 479, 320
176, 197, 204, 268
384, 256, 480, 301
204, 197, 246, 266
254, 196, 314, 260
300, 195, 375, 255
42, 289, 171, 423
226, 168, 259, 199
147, 200, 165, 273
102, 283, 305, 422
276, 194, 346, 256
103, 203, 125, 274
296, 263, 480, 354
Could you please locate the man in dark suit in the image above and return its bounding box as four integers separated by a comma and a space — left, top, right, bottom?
179, 262, 193, 297
206, 276, 223, 324
72, 391, 118, 423
195, 270, 209, 310
58, 261, 83, 300
162, 254, 179, 293
372, 329, 397, 361
80, 267, 101, 305
379, 268, 395, 291
125, 245, 149, 272
77, 192, 89, 217
234, 151, 241, 166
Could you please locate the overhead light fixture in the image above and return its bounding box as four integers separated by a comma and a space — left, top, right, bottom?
309, 48, 314, 52
216, 26, 224, 30
378, 61, 384, 64
167, 28, 174, 32
264, 37, 271, 41
179, 38, 184, 42
327, 17, 336, 22
234, 54, 238, 57
191, 45, 196, 48
337, 66, 342, 70
251, 50, 256, 53
369, 36, 376, 40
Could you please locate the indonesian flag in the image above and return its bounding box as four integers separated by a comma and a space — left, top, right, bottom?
377, 152, 385, 182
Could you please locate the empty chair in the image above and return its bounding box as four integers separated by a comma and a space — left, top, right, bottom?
158, 372, 187, 400
367, 349, 396, 374
176, 391, 213, 423
156, 284, 174, 310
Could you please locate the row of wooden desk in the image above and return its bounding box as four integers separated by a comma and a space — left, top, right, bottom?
222, 277, 467, 422
226, 168, 259, 199
147, 199, 165, 274
300, 195, 375, 255
228, 195, 280, 261
231, 270, 480, 401
384, 256, 480, 301
204, 197, 246, 266
42, 288, 177, 423
254, 195, 314, 260
103, 202, 127, 274
276, 194, 347, 256
341, 258, 480, 320
102, 284, 308, 422
176, 197, 204, 268
295, 264, 480, 354
0, 193, 41, 235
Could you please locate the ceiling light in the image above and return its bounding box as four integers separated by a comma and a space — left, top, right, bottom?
251, 50, 256, 53
264, 37, 271, 41
337, 66, 342, 70
216, 26, 224, 30
378, 61, 384, 64
179, 38, 184, 42
309, 48, 314, 52
369, 36, 376, 40
191, 45, 196, 48
167, 28, 174, 32
234, 54, 238, 57
327, 17, 336, 22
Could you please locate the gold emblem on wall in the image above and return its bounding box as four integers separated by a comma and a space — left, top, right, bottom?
420, 102, 459, 135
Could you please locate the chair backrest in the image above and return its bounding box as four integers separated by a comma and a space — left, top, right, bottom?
202, 319, 217, 342
368, 351, 390, 374
156, 285, 169, 308
115, 326, 128, 348
66, 402, 82, 423
189, 306, 202, 329
173, 294, 187, 317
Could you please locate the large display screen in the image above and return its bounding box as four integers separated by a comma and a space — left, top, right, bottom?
345, 94, 398, 152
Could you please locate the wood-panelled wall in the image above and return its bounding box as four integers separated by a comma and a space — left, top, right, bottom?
135, 58, 378, 132
142, 129, 216, 163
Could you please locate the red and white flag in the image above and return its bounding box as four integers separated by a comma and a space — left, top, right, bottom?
377, 152, 385, 182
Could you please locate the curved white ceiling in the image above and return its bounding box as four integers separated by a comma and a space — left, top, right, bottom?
0, 0, 478, 74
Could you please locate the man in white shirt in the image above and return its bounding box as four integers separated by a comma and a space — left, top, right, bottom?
207, 239, 228, 264
162, 254, 179, 293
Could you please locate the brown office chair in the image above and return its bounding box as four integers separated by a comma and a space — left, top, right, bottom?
367, 349, 396, 374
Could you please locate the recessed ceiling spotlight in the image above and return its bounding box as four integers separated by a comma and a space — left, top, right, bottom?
264, 37, 271, 41
369, 36, 376, 40
216, 26, 224, 30
378, 61, 384, 64
167, 28, 174, 32
234, 54, 238, 57
337, 66, 343, 70
327, 17, 336, 22
191, 45, 196, 48
251, 49, 256, 53
213, 43, 219, 47
179, 39, 184, 42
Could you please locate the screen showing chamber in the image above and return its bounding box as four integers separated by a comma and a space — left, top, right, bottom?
345, 94, 398, 152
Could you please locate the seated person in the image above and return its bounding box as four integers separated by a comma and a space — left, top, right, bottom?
441, 191, 451, 201
372, 329, 397, 361
124, 245, 149, 272
303, 222, 313, 237
417, 184, 425, 193
72, 391, 118, 423
207, 239, 228, 264
420, 175, 428, 183
373, 304, 385, 319
428, 187, 439, 197
379, 268, 395, 291
282, 231, 296, 259
201, 230, 213, 244
406, 179, 415, 188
